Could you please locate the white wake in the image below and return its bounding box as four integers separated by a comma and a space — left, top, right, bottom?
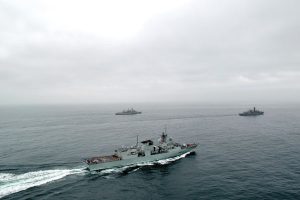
0, 168, 85, 199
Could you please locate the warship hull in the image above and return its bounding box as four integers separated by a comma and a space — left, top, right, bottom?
239, 107, 264, 116
115, 108, 142, 115
87, 146, 196, 171
115, 112, 142, 115
239, 112, 264, 116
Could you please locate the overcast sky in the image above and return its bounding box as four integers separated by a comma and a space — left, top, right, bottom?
0, 0, 299, 105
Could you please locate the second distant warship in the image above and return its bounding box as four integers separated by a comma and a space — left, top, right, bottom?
239, 107, 264, 116
115, 108, 142, 115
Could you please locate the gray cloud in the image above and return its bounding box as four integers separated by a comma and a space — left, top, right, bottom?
0, 0, 300, 104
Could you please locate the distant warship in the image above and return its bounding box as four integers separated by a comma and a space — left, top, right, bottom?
115, 108, 142, 115
85, 131, 197, 171
239, 107, 264, 116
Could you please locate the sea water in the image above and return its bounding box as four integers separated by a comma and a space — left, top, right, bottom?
0, 104, 299, 199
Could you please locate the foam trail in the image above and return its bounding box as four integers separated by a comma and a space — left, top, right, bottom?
0, 167, 85, 199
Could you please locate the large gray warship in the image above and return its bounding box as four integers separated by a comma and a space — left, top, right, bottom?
85, 131, 197, 171
115, 108, 142, 115
239, 107, 264, 116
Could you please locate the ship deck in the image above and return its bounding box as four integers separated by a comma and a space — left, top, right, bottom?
86, 155, 121, 164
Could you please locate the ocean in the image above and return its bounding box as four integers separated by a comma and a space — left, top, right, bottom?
0, 104, 299, 199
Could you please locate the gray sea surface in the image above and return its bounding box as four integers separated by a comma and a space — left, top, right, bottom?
0, 104, 300, 199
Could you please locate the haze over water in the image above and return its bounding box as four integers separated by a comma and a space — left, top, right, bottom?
0, 104, 299, 199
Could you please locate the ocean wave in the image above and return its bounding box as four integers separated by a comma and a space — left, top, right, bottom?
0, 167, 85, 199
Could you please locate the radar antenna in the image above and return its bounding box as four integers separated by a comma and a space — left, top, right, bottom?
164, 125, 167, 135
